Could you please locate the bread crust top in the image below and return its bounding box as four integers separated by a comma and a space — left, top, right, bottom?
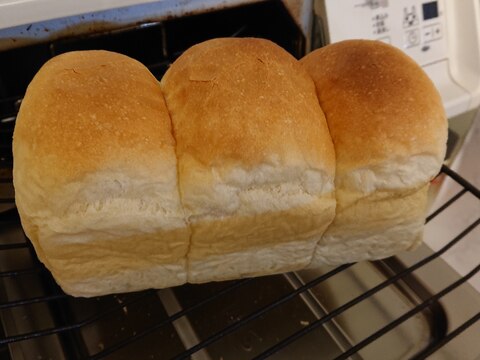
161, 37, 335, 176
14, 50, 176, 189
301, 39, 447, 179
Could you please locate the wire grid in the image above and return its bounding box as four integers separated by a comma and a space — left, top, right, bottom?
0, 164, 478, 359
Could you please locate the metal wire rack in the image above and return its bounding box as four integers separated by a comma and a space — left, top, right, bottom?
0, 155, 479, 360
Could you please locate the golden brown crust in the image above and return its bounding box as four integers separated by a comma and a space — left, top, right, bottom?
13, 50, 189, 297
161, 38, 336, 283
161, 37, 335, 174
188, 196, 335, 258
300, 40, 447, 173
303, 40, 447, 267
14, 50, 175, 187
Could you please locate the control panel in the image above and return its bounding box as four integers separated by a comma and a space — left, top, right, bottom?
320, 0, 448, 66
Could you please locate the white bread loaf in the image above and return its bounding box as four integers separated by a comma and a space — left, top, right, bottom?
13, 51, 190, 297
300, 40, 448, 266
160, 38, 336, 282
13, 38, 448, 297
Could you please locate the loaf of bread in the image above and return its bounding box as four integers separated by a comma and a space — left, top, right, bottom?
13, 51, 190, 296
300, 40, 448, 266
13, 38, 447, 297
160, 38, 335, 282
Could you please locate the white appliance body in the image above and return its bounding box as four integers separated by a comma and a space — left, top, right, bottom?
316, 0, 480, 119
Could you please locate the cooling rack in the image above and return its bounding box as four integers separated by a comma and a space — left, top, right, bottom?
0, 151, 479, 359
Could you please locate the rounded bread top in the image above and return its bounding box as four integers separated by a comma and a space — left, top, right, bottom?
301, 40, 447, 177
161, 37, 335, 175
14, 50, 175, 187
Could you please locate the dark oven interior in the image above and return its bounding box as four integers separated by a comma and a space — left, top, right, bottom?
1, 1, 480, 359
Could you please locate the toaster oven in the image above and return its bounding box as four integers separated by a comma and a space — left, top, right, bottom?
0, 1, 479, 359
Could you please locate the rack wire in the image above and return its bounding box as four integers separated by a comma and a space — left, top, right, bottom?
0, 161, 478, 359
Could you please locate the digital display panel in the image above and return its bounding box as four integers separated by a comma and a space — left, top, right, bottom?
423, 1, 439, 20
